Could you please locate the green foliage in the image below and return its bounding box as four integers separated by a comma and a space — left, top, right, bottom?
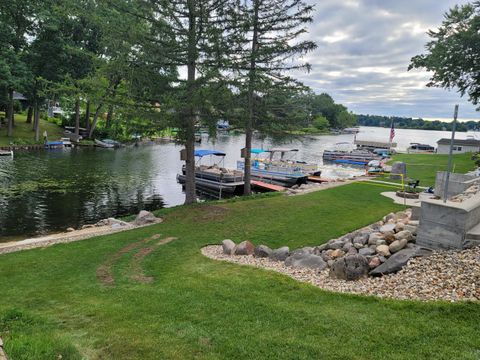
410, 2, 480, 109
313, 115, 330, 130
356, 114, 480, 131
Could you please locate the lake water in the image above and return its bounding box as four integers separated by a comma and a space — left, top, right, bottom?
0, 126, 475, 240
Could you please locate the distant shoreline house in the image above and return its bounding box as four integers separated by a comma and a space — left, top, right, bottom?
436, 138, 480, 154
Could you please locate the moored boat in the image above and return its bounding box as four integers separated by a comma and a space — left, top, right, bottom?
323, 149, 383, 165
407, 143, 435, 154
0, 150, 13, 157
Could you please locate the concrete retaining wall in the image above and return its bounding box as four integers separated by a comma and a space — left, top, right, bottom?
434, 172, 478, 198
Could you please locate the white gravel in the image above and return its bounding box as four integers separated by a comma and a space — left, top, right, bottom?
202, 245, 480, 302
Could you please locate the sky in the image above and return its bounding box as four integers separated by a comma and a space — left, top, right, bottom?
293, 0, 479, 121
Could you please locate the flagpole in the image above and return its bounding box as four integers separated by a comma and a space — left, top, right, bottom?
443, 105, 459, 203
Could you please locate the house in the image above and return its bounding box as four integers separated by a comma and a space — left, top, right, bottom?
436, 138, 480, 154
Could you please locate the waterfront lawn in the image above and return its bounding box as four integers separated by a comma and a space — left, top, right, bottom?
379, 152, 476, 187
0, 113, 64, 146
0, 183, 479, 359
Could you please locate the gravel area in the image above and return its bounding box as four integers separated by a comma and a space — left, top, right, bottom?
202, 245, 480, 302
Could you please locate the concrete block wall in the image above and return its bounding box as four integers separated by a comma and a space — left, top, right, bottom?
434, 172, 478, 198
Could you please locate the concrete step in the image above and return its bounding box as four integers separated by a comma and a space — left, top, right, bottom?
466, 223, 480, 241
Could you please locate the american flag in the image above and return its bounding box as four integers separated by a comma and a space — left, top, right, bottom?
389, 120, 395, 142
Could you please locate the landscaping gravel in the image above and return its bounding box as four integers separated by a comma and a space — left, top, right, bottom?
202, 245, 480, 302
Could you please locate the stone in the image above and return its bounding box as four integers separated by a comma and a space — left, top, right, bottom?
353, 235, 368, 246
376, 239, 387, 246
353, 242, 364, 249
359, 247, 375, 256
254, 245, 272, 258
378, 256, 387, 263
369, 246, 432, 276
327, 240, 345, 250
368, 257, 381, 269
408, 220, 419, 226
394, 222, 405, 233
383, 213, 395, 222
285, 253, 327, 270
394, 230, 413, 242
376, 245, 391, 257
222, 239, 236, 255
81, 224, 95, 230
390, 162, 406, 180
368, 233, 383, 245
321, 253, 332, 262
327, 260, 335, 267
384, 233, 396, 244
330, 249, 345, 259
394, 211, 409, 221
404, 224, 417, 235
347, 247, 358, 255
342, 242, 354, 252
133, 210, 157, 226
330, 255, 369, 281
314, 244, 328, 253
66, 227, 75, 232
270, 246, 290, 261
389, 239, 408, 253
234, 241, 255, 255
379, 223, 396, 233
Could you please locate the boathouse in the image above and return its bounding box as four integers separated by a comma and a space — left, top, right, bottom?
436, 138, 480, 154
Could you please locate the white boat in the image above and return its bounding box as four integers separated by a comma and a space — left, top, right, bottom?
0, 150, 13, 157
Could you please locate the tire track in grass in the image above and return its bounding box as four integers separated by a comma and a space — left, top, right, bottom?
96, 234, 162, 286
128, 237, 177, 284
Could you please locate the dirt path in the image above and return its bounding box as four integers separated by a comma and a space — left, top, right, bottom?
0, 219, 163, 256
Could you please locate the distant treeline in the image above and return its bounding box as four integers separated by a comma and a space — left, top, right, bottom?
356, 114, 480, 132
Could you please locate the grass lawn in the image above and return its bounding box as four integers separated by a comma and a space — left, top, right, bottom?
377, 152, 477, 187
0, 183, 479, 359
0, 113, 64, 146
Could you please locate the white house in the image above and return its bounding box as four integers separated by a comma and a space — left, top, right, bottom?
436, 138, 480, 154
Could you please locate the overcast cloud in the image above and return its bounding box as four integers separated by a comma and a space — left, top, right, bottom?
293, 0, 479, 121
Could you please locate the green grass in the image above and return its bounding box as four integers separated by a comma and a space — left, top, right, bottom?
0, 183, 479, 359
378, 152, 476, 187
0, 113, 64, 146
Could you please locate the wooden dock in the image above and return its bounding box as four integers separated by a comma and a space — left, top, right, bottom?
251, 180, 286, 192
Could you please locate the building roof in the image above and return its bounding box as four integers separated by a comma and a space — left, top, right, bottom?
437, 138, 480, 146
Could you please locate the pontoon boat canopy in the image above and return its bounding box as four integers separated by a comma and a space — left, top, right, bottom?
194, 150, 226, 157
251, 148, 267, 154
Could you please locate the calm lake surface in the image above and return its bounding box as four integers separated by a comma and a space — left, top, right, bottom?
0, 127, 475, 240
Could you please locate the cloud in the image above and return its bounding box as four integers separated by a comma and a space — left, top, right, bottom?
293, 0, 479, 120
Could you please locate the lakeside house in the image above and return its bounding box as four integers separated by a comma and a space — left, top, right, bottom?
436, 138, 480, 154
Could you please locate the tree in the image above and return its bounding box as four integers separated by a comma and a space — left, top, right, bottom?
335, 110, 356, 129
229, 0, 316, 195
410, 2, 480, 109
312, 115, 329, 130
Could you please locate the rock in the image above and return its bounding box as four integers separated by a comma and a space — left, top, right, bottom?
222, 239, 236, 255
353, 242, 364, 249
376, 239, 387, 246
353, 235, 368, 246
369, 247, 431, 276
383, 213, 395, 222
81, 224, 95, 230
404, 224, 417, 235
133, 210, 157, 226
394, 230, 413, 242
321, 253, 332, 262
376, 245, 391, 257
379, 223, 396, 233
327, 260, 335, 267
285, 253, 327, 270
66, 227, 75, 232
378, 256, 386, 263
384, 233, 396, 244
327, 240, 345, 250
342, 242, 354, 252
368, 232, 383, 245
254, 245, 272, 258
394, 211, 409, 221
408, 220, 419, 226
359, 247, 375, 256
270, 246, 290, 261
234, 241, 255, 255
347, 247, 358, 255
330, 255, 369, 281
394, 222, 405, 233
330, 249, 345, 259
368, 257, 381, 269
315, 244, 328, 253
389, 239, 408, 253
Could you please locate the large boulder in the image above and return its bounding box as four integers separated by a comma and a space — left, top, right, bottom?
234, 241, 255, 255
376, 245, 391, 257
254, 245, 272, 258
285, 253, 327, 270
330, 255, 369, 281
222, 239, 236, 255
369, 246, 432, 276
394, 230, 413, 242
379, 223, 396, 233
270, 246, 290, 261
133, 210, 157, 226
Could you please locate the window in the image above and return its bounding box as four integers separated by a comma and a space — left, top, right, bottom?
452, 146, 463, 151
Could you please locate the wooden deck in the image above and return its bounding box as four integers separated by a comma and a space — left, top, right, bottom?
251, 180, 286, 192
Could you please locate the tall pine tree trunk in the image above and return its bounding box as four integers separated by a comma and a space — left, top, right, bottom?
88, 104, 102, 139
244, 0, 260, 195
33, 100, 40, 142
74, 98, 80, 136
85, 100, 91, 133
26, 106, 33, 124
7, 89, 14, 138
183, 0, 198, 205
